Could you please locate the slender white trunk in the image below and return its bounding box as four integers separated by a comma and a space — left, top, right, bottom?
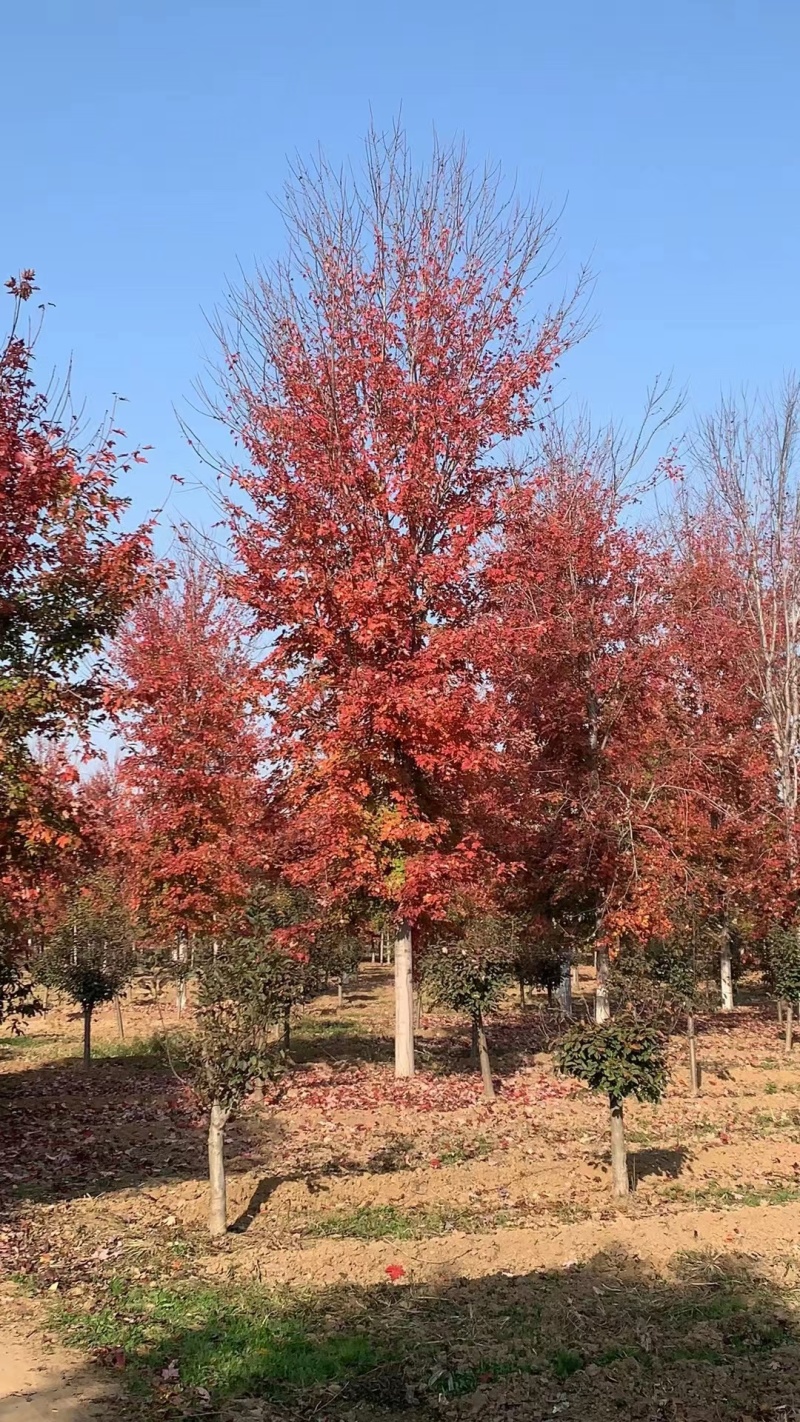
687, 1012, 699, 1096
208, 1099, 229, 1237
610, 1101, 628, 1197
785, 1002, 794, 1055
114, 995, 125, 1041
394, 922, 414, 1078
555, 958, 573, 1017
595, 947, 611, 1023
720, 931, 734, 1011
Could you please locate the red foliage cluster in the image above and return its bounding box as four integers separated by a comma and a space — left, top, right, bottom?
0, 273, 152, 925
112, 566, 267, 940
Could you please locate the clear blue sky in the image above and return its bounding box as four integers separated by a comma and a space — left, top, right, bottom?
3, 0, 799, 543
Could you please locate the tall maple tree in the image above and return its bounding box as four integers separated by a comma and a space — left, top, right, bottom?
0, 271, 152, 943
112, 562, 267, 948
208, 128, 579, 1075
667, 503, 787, 1006
484, 451, 682, 1019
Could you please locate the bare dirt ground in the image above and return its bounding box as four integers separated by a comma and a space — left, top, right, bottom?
0, 1290, 119, 1420
4, 966, 800, 1419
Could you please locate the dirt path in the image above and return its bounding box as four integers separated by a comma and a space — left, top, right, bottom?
0, 1297, 117, 1422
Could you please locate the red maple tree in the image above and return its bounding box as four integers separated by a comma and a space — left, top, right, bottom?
0, 271, 152, 934
208, 128, 580, 1074
112, 562, 267, 949
484, 452, 682, 1018
667, 507, 786, 1005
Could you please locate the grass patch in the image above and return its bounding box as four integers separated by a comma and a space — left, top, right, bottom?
434, 1134, 493, 1165
292, 1016, 359, 1037
662, 1180, 800, 1209
54, 1279, 383, 1402
41, 1250, 800, 1418
89, 1031, 179, 1064
305, 1203, 503, 1239
304, 1199, 590, 1240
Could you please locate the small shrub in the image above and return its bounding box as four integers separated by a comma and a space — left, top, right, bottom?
424, 915, 514, 1102
40, 878, 135, 1066
556, 1020, 667, 1197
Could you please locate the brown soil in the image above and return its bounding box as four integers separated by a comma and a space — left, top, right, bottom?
5, 966, 800, 1418
0, 1292, 118, 1420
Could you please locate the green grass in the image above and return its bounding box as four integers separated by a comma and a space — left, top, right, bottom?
662, 1179, 800, 1209
433, 1134, 494, 1165
0, 1033, 64, 1056
42, 1250, 800, 1419
305, 1202, 512, 1240
55, 1279, 382, 1401
292, 1015, 359, 1037
90, 1033, 171, 1062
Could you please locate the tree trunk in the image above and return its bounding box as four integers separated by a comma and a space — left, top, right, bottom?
283, 1003, 291, 1051
785, 1001, 794, 1054
595, 947, 611, 1023
609, 1100, 628, 1197
208, 1098, 229, 1237
720, 929, 734, 1011
687, 1011, 699, 1097
470, 1016, 479, 1067
394, 922, 414, 1078
475, 1012, 495, 1103
571, 962, 580, 993
518, 976, 526, 1009
414, 989, 422, 1032
82, 1005, 92, 1069
555, 957, 573, 1017
337, 979, 344, 1009
114, 995, 125, 1042
176, 938, 189, 1015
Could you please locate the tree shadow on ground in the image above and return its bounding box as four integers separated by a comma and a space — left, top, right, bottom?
628, 1145, 689, 1184
49, 1248, 800, 1421
0, 1051, 280, 1214
288, 1005, 564, 1080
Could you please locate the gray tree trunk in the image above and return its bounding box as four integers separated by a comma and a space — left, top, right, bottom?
394, 922, 414, 1077
208, 1098, 229, 1237
687, 1012, 699, 1096
555, 957, 573, 1017
595, 947, 611, 1023
720, 930, 734, 1011
610, 1101, 628, 1196
476, 1012, 495, 1103
785, 1001, 794, 1054
114, 995, 125, 1041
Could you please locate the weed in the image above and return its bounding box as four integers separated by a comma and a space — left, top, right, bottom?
550, 1347, 584, 1378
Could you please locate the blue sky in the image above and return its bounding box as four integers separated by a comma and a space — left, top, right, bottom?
3, 0, 799, 544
